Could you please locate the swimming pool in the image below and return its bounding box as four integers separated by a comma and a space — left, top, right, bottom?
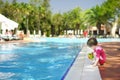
0, 42, 82, 80
0, 38, 120, 80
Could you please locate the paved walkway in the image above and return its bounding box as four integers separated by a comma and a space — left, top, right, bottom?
99, 42, 120, 80
64, 45, 102, 80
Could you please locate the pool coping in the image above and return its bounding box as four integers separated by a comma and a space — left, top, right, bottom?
64, 45, 102, 80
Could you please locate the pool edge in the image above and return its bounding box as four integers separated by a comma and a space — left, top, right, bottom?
64, 45, 102, 80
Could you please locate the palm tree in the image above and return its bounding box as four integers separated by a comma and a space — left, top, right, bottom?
52, 13, 63, 36
69, 7, 82, 35
85, 6, 106, 35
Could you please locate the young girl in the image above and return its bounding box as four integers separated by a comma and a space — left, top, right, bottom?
87, 37, 106, 66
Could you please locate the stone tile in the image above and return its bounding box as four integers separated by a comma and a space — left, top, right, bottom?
64, 46, 102, 80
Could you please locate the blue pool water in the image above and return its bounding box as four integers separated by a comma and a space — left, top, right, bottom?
0, 42, 82, 80
38, 38, 120, 43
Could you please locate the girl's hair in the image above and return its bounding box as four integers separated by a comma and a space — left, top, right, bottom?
87, 37, 98, 47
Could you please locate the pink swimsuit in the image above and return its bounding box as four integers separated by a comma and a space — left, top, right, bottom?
94, 46, 106, 65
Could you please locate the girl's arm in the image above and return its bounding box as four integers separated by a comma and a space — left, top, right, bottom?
93, 58, 99, 66
93, 49, 101, 66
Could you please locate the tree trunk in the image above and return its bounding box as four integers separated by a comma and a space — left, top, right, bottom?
51, 25, 55, 37
58, 26, 60, 35
96, 22, 103, 35
66, 29, 67, 35
111, 20, 118, 37
76, 24, 79, 35
41, 28, 44, 36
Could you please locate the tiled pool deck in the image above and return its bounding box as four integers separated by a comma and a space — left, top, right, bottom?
64, 45, 102, 80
